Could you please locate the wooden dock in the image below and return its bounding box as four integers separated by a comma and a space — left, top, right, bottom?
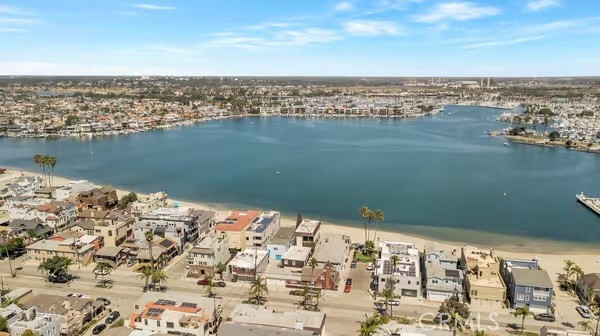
576, 193, 600, 216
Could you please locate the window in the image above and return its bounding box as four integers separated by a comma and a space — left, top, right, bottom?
134, 304, 139, 309
167, 322, 174, 329
524, 295, 530, 301
144, 319, 148, 326
525, 287, 531, 292
108, 230, 112, 237
534, 296, 546, 301
273, 247, 278, 251
157, 321, 160, 327
516, 294, 525, 300
408, 281, 411, 285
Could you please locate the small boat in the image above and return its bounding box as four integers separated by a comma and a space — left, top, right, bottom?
503, 142, 509, 147
275, 171, 280, 175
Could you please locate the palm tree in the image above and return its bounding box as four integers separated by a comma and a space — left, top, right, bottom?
205, 275, 216, 297
359, 206, 372, 243
381, 278, 395, 317
299, 286, 312, 309
390, 255, 399, 272
512, 306, 533, 334
249, 276, 268, 304
542, 116, 549, 135
152, 269, 168, 290
93, 261, 114, 287
144, 230, 155, 285
364, 240, 375, 257
137, 265, 153, 291
0, 231, 14, 277
359, 313, 387, 336
585, 286, 597, 306
47, 156, 57, 188
578, 320, 592, 331
448, 312, 464, 336
215, 262, 226, 280
573, 265, 584, 281
309, 257, 318, 277
33, 154, 44, 186
564, 260, 576, 280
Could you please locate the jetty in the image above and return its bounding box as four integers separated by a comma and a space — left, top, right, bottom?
576, 193, 600, 216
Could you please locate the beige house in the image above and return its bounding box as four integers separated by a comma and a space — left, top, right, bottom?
26, 239, 96, 266
69, 209, 134, 247
215, 210, 259, 250
461, 246, 506, 309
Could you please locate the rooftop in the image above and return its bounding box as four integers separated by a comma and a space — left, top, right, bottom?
295, 219, 320, 235
282, 246, 311, 262
219, 321, 314, 336
229, 249, 270, 269
312, 233, 348, 265
215, 210, 260, 232
248, 211, 280, 234
132, 292, 221, 324
512, 268, 553, 288
228, 304, 325, 331
269, 226, 296, 245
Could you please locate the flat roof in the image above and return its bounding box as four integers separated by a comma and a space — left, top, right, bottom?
269, 226, 296, 245
229, 304, 324, 330
312, 233, 347, 264
512, 268, 553, 288
215, 210, 260, 232
282, 246, 311, 262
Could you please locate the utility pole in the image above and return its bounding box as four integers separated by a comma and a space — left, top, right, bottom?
4, 247, 14, 278
254, 247, 258, 282
1, 276, 4, 303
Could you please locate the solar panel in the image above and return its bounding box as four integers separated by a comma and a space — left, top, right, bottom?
180, 302, 197, 308
156, 299, 176, 306
146, 308, 165, 317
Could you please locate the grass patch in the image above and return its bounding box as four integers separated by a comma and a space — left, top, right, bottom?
355, 252, 374, 263
110, 318, 124, 328
396, 317, 413, 325
506, 331, 538, 336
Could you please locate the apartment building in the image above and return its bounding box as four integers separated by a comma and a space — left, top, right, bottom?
215, 210, 260, 250
69, 209, 134, 247
295, 219, 321, 248
129, 292, 223, 336
77, 186, 118, 210
187, 234, 230, 278
377, 241, 421, 298
246, 211, 280, 249
226, 249, 270, 281
54, 180, 97, 201
21, 294, 98, 336
9, 308, 61, 336
424, 244, 463, 302
130, 192, 168, 217
461, 246, 506, 309
136, 208, 212, 251
0, 176, 43, 199
26, 238, 96, 266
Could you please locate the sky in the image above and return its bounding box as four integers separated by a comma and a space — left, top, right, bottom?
0, 0, 599, 76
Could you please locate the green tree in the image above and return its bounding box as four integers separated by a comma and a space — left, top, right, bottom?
438, 295, 470, 320
0, 316, 7, 332
359, 313, 388, 336
564, 260, 576, 282
215, 262, 226, 280
309, 257, 318, 277
118, 192, 138, 210
585, 286, 597, 306
144, 230, 155, 286
65, 115, 79, 126
364, 240, 376, 258
205, 275, 216, 297
137, 265, 153, 290
359, 207, 384, 243
447, 312, 464, 336
21, 329, 38, 336
381, 277, 395, 317
152, 269, 168, 289
512, 306, 533, 334
93, 261, 114, 287
578, 320, 591, 331
38, 256, 72, 279
249, 276, 268, 304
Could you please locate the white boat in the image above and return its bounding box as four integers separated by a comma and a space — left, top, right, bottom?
503, 142, 509, 147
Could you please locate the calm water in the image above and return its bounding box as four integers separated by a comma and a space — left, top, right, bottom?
2, 106, 600, 245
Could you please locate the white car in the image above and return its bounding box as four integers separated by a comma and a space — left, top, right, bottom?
389, 298, 400, 306
67, 293, 84, 298
366, 262, 374, 271
94, 269, 109, 276
576, 305, 592, 318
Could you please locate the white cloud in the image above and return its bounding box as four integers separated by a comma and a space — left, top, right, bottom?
207, 28, 340, 50
0, 17, 38, 25
334, 1, 355, 11
465, 35, 545, 48
248, 22, 296, 30
414, 2, 500, 23
378, 0, 423, 11
131, 4, 176, 11
0, 5, 28, 16
527, 0, 559, 12
344, 20, 402, 36
0, 27, 26, 32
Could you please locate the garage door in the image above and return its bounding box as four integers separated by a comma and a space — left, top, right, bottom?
267, 279, 286, 287
428, 292, 449, 302
402, 289, 418, 297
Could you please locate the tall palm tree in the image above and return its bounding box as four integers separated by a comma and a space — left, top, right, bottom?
585, 286, 597, 306
215, 262, 226, 280
93, 261, 114, 287
47, 156, 57, 188
512, 306, 533, 334
249, 276, 268, 304
0, 231, 14, 277
564, 260, 576, 280
152, 269, 168, 289
205, 275, 216, 297
390, 255, 399, 273
359, 313, 387, 336
573, 265, 584, 281
309, 257, 318, 278
144, 230, 155, 285
381, 278, 395, 317
448, 312, 464, 336
137, 265, 153, 291
359, 206, 372, 243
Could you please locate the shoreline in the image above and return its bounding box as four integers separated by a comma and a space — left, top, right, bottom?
3, 167, 600, 255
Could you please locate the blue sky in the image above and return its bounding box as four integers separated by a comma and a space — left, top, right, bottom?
0, 0, 599, 76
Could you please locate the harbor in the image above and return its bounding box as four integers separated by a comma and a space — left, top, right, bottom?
576, 193, 600, 216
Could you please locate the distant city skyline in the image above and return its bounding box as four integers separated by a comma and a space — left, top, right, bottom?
0, 0, 599, 76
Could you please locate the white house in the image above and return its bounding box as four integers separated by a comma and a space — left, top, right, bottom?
377, 241, 421, 298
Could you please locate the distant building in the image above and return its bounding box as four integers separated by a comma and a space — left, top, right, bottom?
461, 246, 506, 309
70, 209, 134, 247
577, 273, 600, 304
136, 208, 213, 251
215, 210, 260, 250
77, 186, 118, 210
130, 192, 168, 217
226, 304, 326, 336
377, 241, 421, 298
54, 180, 97, 201
129, 292, 223, 336
540, 326, 591, 336
26, 238, 96, 266
424, 244, 463, 302
0, 176, 43, 199
267, 226, 296, 261
226, 249, 269, 281
295, 219, 321, 248
312, 233, 350, 272
281, 246, 311, 268
246, 211, 280, 249
510, 268, 553, 313
9, 307, 61, 336
187, 234, 230, 278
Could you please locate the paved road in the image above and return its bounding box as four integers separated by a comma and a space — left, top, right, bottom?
0, 255, 589, 336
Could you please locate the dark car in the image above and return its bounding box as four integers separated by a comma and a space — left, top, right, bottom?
96, 297, 111, 306
48, 274, 70, 283
92, 324, 107, 335
534, 313, 556, 322
289, 290, 304, 296
345, 278, 353, 286
215, 281, 226, 287
350, 260, 357, 268
106, 311, 120, 324
197, 278, 210, 285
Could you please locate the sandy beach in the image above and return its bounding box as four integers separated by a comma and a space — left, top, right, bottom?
3, 167, 600, 282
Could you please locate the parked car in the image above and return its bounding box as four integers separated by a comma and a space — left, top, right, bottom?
197, 278, 210, 285
96, 297, 111, 306
389, 298, 400, 306
366, 262, 374, 271
106, 311, 120, 324
126, 259, 136, 267
534, 313, 555, 322
289, 290, 304, 296
350, 260, 357, 268
215, 281, 226, 287
344, 278, 352, 293
576, 305, 592, 318
67, 293, 84, 298
94, 269, 109, 276
345, 278, 353, 286
92, 324, 106, 335
49, 274, 70, 283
